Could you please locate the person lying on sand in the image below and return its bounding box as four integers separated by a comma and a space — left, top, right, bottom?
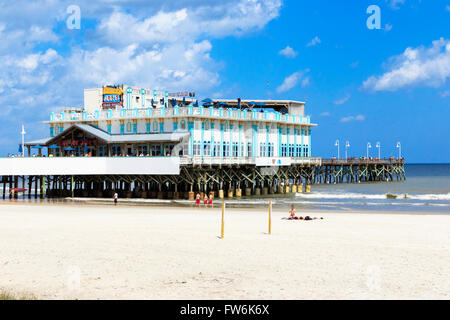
283, 205, 323, 220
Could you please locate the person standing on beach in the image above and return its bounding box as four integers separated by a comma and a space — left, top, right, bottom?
113, 192, 118, 206
195, 193, 201, 207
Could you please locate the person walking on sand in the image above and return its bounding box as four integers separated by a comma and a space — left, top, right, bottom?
203, 194, 209, 206
113, 192, 118, 206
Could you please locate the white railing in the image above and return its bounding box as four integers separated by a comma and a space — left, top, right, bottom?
49, 106, 312, 125
180, 156, 321, 166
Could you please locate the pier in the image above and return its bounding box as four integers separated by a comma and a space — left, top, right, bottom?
0, 157, 405, 200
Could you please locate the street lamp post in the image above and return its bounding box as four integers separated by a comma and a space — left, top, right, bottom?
396, 142, 402, 158
21, 124, 26, 157
376, 141, 381, 159
335, 140, 340, 159
367, 142, 372, 159
345, 141, 350, 159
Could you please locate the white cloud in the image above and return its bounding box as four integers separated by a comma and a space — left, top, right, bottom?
279, 46, 298, 58
340, 115, 365, 122
384, 24, 393, 32
446, 5, 450, 11
387, 0, 405, 10
363, 38, 450, 91
334, 94, 351, 105
276, 70, 310, 93
350, 61, 359, 68
440, 90, 450, 98
306, 36, 321, 47
320, 112, 331, 116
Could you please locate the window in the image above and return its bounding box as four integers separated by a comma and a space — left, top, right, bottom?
289, 144, 295, 157
232, 142, 239, 157
138, 144, 148, 155
203, 141, 211, 156
146, 123, 151, 133
193, 141, 201, 156
120, 124, 124, 134
213, 142, 220, 157
296, 145, 301, 157
247, 143, 252, 157
223, 142, 230, 157
180, 120, 186, 130
126, 122, 132, 132
165, 144, 173, 156
133, 123, 137, 134
260, 143, 266, 157
111, 144, 122, 156
281, 144, 287, 157
151, 145, 161, 156
268, 143, 274, 157
107, 124, 111, 134
98, 145, 107, 157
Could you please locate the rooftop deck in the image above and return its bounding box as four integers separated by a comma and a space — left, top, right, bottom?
48, 106, 315, 126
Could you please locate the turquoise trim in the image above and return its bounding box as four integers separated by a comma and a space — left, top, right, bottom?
201, 122, 205, 156
252, 125, 258, 156
159, 121, 164, 133
107, 124, 111, 134
220, 123, 224, 157
188, 121, 194, 156
278, 127, 282, 156
239, 125, 242, 157
173, 121, 178, 131
266, 126, 270, 157
308, 129, 312, 157
211, 122, 215, 156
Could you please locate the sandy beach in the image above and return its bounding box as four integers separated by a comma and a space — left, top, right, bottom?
0, 202, 449, 300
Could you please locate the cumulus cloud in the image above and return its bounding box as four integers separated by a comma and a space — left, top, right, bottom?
340, 115, 365, 122
363, 38, 450, 92
306, 36, 321, 47
279, 46, 298, 58
0, 0, 282, 152
276, 70, 310, 93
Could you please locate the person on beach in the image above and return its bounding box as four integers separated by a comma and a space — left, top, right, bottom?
113, 192, 118, 205
208, 193, 214, 207
288, 204, 297, 220
284, 204, 323, 220
195, 193, 201, 207
203, 194, 208, 206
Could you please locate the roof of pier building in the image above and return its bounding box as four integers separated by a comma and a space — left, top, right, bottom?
24, 124, 190, 147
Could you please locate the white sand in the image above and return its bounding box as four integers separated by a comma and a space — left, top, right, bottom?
0, 202, 449, 300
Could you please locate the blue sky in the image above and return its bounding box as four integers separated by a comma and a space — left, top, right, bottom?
0, 0, 449, 162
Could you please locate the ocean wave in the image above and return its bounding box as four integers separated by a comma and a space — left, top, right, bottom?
295, 192, 450, 201
407, 193, 450, 200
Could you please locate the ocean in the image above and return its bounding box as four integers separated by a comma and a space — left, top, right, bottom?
225, 164, 450, 213
1, 164, 449, 213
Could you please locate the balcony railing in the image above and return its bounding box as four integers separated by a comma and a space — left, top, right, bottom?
179, 156, 322, 166
49, 106, 313, 125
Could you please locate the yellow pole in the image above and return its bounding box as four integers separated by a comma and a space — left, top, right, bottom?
220, 200, 225, 239
268, 200, 272, 235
